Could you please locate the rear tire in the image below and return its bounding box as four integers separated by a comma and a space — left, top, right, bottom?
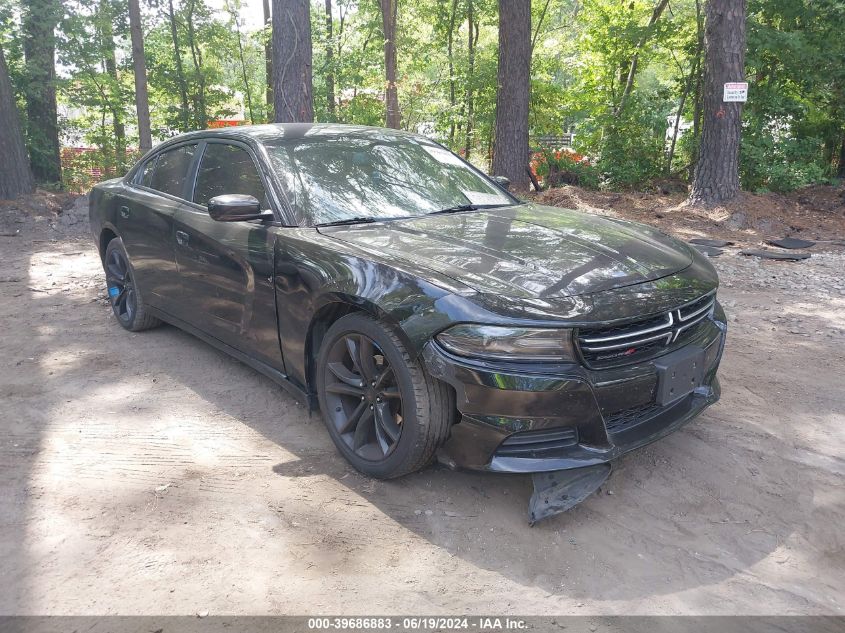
316, 312, 454, 479
104, 237, 161, 332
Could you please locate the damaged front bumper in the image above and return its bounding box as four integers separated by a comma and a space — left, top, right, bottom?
423, 309, 726, 476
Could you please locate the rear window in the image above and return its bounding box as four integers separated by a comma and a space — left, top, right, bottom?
149, 144, 197, 198
139, 156, 157, 187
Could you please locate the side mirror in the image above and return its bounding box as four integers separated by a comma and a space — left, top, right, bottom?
492, 175, 511, 190
208, 194, 270, 222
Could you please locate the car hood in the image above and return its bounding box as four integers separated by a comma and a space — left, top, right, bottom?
318, 204, 694, 299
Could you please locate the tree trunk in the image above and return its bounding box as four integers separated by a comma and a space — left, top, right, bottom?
325, 0, 336, 119
688, 0, 746, 205
665, 56, 699, 177
21, 0, 61, 184
263, 0, 272, 115
446, 0, 458, 145
185, 0, 208, 128
129, 0, 152, 152
379, 0, 400, 129
230, 8, 255, 123
690, 0, 704, 180
167, 0, 191, 131
272, 0, 314, 122
463, 2, 477, 159
491, 0, 531, 191
837, 134, 845, 179
98, 0, 125, 171
0, 46, 35, 199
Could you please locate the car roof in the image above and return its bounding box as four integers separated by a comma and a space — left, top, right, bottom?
160, 123, 426, 146
126, 123, 436, 186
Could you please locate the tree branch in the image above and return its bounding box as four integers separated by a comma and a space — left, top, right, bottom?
613, 0, 670, 118
531, 0, 552, 55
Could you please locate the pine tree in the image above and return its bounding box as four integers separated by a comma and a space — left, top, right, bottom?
272, 0, 314, 123
21, 0, 62, 184
491, 0, 531, 191
0, 46, 35, 199
379, 0, 400, 128
689, 0, 747, 204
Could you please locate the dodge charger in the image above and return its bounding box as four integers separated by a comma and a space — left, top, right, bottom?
89, 124, 726, 520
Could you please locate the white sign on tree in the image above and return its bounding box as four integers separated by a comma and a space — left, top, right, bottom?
723, 82, 748, 102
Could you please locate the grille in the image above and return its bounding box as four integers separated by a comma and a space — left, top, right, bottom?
577, 292, 716, 368
603, 402, 663, 433
496, 427, 578, 458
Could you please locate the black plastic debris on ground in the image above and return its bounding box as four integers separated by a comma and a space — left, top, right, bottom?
528, 464, 611, 525
690, 244, 724, 257
740, 249, 812, 261
766, 237, 816, 249
689, 238, 734, 247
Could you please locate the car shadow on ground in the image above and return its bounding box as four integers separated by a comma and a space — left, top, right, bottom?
139, 321, 840, 605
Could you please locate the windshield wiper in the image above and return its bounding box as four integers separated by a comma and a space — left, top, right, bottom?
316, 216, 401, 227
428, 204, 479, 215
428, 203, 515, 216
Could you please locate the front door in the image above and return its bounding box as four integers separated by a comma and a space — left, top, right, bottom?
173, 140, 283, 371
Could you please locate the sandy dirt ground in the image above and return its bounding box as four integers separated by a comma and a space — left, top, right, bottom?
0, 194, 843, 616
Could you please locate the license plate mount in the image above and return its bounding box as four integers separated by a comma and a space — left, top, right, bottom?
654, 346, 706, 406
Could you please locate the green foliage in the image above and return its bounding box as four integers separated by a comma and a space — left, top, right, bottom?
740, 127, 828, 193
61, 146, 141, 192
545, 0, 697, 189
740, 0, 845, 189
596, 114, 666, 189
1, 0, 842, 193
0, 2, 25, 106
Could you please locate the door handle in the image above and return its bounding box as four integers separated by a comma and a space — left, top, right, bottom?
119, 206, 130, 219
175, 230, 190, 246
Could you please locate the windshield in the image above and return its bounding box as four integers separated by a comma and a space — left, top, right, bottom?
265, 135, 517, 225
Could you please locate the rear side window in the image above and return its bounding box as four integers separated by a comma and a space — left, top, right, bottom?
139, 157, 157, 187
193, 143, 269, 209
149, 144, 197, 198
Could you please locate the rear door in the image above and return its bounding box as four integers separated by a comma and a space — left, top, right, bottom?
118, 142, 198, 310
172, 139, 283, 370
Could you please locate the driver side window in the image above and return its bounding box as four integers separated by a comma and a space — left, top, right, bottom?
193, 143, 269, 210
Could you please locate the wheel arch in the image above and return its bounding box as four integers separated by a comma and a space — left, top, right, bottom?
304, 294, 417, 394
98, 226, 119, 265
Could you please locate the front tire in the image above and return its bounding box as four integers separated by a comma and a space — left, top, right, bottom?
104, 237, 161, 332
316, 313, 454, 479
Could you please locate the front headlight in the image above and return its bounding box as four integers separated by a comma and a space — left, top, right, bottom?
435, 324, 576, 362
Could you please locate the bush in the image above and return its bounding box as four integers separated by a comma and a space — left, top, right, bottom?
740, 130, 829, 193
530, 148, 600, 190
61, 147, 141, 194
596, 117, 665, 189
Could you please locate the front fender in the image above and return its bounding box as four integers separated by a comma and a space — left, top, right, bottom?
273, 227, 469, 390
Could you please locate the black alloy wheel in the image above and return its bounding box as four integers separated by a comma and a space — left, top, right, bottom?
322, 333, 404, 461
316, 312, 455, 479
103, 237, 161, 332
106, 247, 137, 325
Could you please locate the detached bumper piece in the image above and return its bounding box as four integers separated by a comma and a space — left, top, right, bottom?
529, 463, 611, 525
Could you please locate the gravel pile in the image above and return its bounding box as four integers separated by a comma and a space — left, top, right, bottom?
713, 250, 845, 299
0, 193, 90, 239
712, 249, 845, 345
